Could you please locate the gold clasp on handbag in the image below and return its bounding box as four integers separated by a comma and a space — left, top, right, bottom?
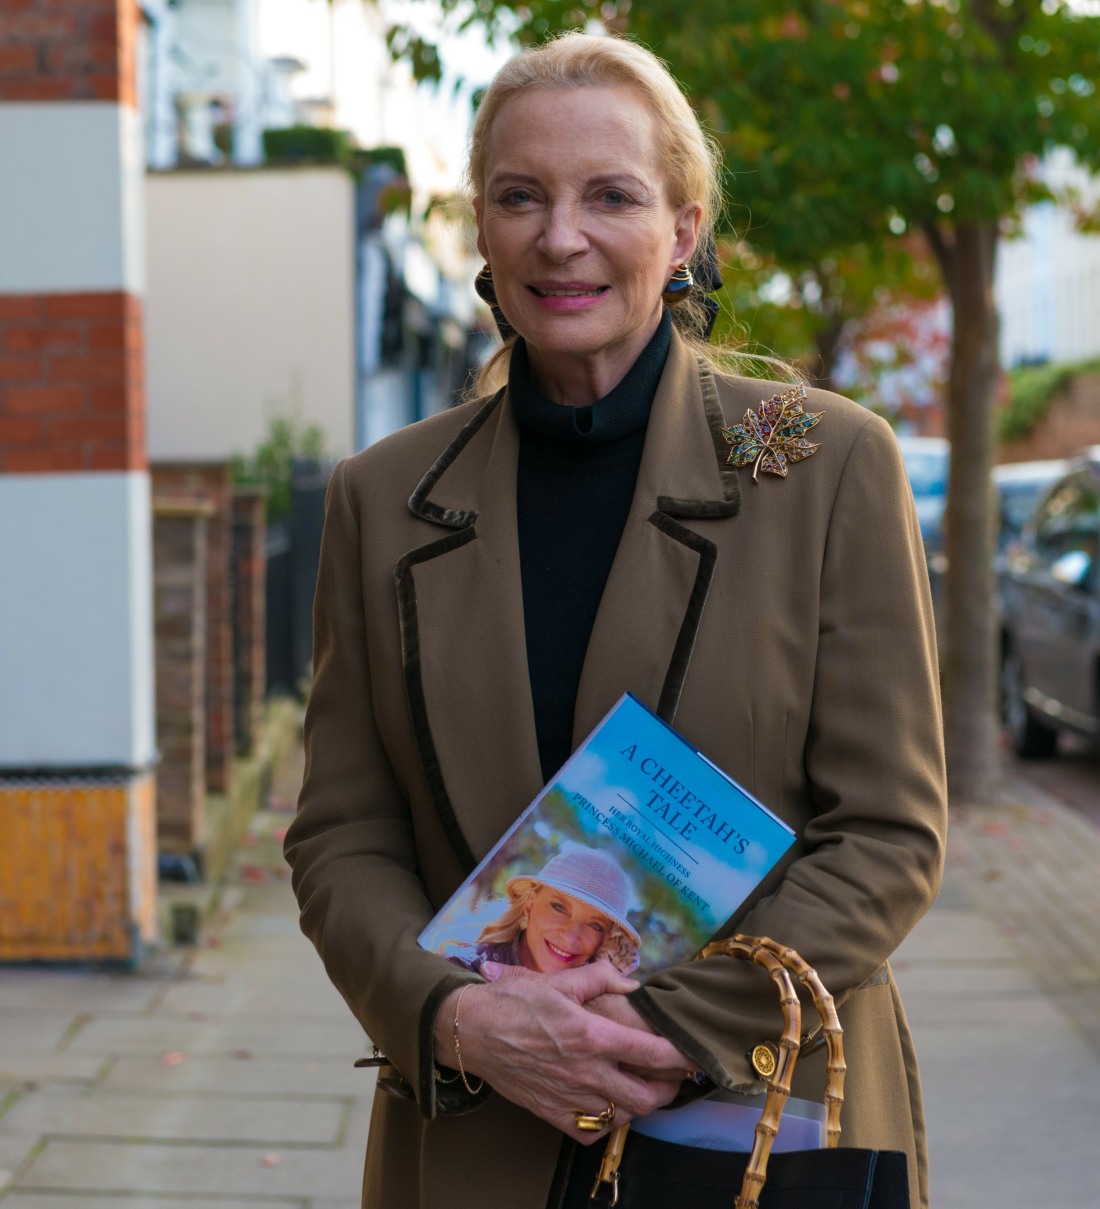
589, 1122, 627, 1206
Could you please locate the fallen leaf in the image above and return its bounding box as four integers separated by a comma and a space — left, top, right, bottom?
231, 1048, 253, 1060
161, 1052, 186, 1067
260, 1153, 280, 1168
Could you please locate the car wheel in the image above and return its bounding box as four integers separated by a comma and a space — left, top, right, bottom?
1001, 647, 1058, 759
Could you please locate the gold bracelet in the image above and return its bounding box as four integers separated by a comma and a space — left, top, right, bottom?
452, 983, 484, 1096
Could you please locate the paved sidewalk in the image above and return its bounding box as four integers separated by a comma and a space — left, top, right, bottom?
895, 775, 1100, 1208
2, 750, 1099, 1207
0, 743, 377, 1208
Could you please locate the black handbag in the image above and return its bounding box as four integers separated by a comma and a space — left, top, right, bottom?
566, 936, 911, 1209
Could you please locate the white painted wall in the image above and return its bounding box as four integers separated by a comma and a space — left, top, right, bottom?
144, 167, 356, 460
997, 151, 1100, 368
0, 473, 156, 770
0, 104, 145, 294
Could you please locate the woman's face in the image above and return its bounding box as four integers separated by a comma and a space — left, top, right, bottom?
520, 887, 612, 972
476, 84, 700, 391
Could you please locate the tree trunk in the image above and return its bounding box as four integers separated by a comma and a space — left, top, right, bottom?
931, 220, 1001, 805
812, 310, 846, 391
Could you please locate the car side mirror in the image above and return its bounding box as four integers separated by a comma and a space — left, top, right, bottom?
1050, 549, 1093, 589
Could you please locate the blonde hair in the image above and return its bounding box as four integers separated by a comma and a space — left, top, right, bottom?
466, 32, 726, 395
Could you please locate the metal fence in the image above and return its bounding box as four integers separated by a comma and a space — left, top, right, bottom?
265, 460, 334, 697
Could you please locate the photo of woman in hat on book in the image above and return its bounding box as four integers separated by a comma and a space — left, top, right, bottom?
442, 846, 642, 976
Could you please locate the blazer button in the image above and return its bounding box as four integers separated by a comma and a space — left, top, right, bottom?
749, 1041, 778, 1079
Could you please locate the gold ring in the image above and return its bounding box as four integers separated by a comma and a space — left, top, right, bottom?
574, 1101, 616, 1131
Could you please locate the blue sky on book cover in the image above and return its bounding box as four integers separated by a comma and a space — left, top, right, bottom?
419, 694, 795, 978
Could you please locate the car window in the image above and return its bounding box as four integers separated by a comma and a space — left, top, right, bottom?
1033, 475, 1100, 586
902, 452, 948, 498
999, 482, 1053, 538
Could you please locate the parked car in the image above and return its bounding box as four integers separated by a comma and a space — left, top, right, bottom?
897, 436, 950, 645
992, 459, 1070, 555
896, 435, 950, 548
999, 448, 1100, 756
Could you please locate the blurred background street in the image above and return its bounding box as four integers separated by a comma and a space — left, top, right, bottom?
4, 1, 1100, 1206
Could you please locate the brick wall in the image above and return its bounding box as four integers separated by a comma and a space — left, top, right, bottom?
0, 292, 145, 474
151, 464, 235, 795
153, 502, 210, 852
0, 0, 140, 107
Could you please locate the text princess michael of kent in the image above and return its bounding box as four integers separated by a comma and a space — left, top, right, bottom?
619, 744, 751, 853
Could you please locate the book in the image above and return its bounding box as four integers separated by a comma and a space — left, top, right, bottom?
418, 692, 796, 979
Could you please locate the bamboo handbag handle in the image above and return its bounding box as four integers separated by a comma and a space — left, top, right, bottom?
590, 935, 847, 1209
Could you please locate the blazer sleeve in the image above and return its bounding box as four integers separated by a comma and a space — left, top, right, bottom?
629, 414, 948, 1088
283, 459, 485, 1119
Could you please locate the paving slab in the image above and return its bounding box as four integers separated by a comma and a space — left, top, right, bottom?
1, 1198, 307, 1208
0, 1056, 105, 1089
0, 1017, 86, 1055
96, 1056, 373, 1100
0, 1131, 40, 1200
65, 1016, 368, 1061
899, 878, 1100, 1208
0, 974, 164, 1016
153, 953, 349, 1022
0, 1087, 348, 1147
16, 1138, 367, 1200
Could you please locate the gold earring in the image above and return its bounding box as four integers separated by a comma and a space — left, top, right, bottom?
663, 262, 693, 303
474, 263, 498, 306
519, 914, 529, 931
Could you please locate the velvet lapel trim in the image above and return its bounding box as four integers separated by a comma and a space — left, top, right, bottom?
397, 389, 543, 874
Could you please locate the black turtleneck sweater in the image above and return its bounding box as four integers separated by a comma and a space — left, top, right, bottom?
509, 309, 672, 783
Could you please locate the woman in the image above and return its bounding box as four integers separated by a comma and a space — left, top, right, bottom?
284, 31, 946, 1209
440, 847, 643, 975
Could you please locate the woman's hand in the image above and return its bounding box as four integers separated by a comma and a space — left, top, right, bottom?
434, 962, 683, 1143
582, 988, 696, 1084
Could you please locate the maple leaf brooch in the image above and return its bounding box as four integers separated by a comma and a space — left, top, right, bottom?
721, 383, 824, 482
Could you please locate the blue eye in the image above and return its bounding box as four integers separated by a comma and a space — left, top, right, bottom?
602, 190, 628, 205
502, 188, 534, 206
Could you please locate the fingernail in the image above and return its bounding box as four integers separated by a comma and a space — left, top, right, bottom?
480, 961, 501, 981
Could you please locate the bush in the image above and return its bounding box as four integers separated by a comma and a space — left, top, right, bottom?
232, 415, 326, 523
262, 126, 352, 166
999, 356, 1100, 443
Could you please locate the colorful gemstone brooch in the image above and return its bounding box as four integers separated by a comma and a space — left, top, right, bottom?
721, 384, 824, 481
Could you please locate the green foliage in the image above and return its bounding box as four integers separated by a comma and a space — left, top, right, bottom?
1000, 356, 1100, 443
390, 1, 1100, 258
262, 125, 353, 166
359, 145, 408, 177
231, 414, 326, 524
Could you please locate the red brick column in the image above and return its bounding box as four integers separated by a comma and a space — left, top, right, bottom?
153, 500, 212, 852
152, 464, 235, 795
0, 292, 145, 473
0, 0, 156, 963
0, 0, 139, 107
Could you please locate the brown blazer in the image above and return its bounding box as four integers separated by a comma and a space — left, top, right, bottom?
285, 329, 947, 1209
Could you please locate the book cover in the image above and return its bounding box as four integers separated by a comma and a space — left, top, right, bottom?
418, 693, 795, 979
